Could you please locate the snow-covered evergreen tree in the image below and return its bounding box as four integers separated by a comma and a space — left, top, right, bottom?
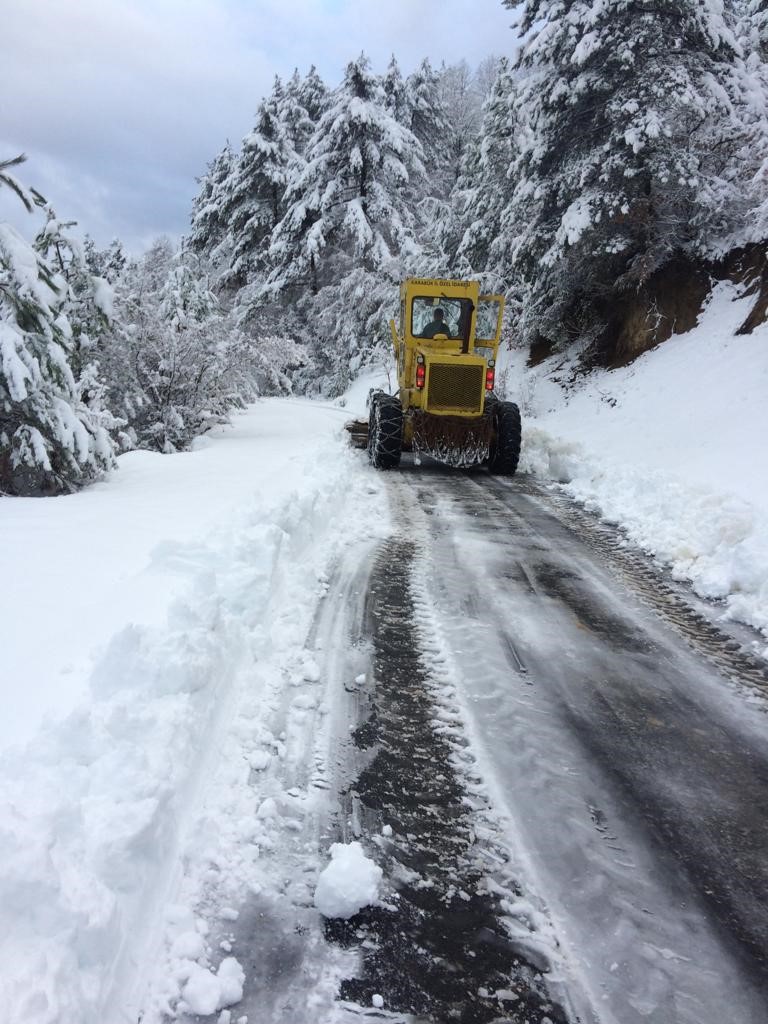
296, 64, 329, 127
35, 208, 115, 376
454, 58, 520, 286
503, 0, 739, 346
268, 54, 424, 294
712, 1, 768, 251
406, 59, 451, 186
742, 0, 768, 57
188, 143, 237, 267
281, 69, 316, 156
0, 161, 116, 494
220, 79, 297, 288
265, 55, 425, 391
382, 55, 410, 123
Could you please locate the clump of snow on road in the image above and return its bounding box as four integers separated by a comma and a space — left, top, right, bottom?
181, 956, 245, 1016
504, 282, 768, 642
314, 841, 383, 920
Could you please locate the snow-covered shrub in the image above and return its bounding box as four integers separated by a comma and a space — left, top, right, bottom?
99, 242, 295, 452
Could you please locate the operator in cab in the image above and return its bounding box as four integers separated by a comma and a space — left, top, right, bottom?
419, 307, 452, 339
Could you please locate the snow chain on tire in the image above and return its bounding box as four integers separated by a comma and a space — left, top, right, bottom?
487, 400, 521, 476
368, 393, 403, 470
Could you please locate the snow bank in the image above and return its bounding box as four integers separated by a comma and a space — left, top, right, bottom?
314, 842, 383, 920
505, 282, 768, 641
0, 398, 379, 1024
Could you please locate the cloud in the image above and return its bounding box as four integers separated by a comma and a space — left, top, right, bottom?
1, 0, 515, 251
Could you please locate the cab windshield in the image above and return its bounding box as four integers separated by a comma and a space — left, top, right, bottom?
411, 296, 473, 342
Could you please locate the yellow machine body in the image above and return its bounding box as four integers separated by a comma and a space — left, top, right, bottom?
390, 278, 504, 452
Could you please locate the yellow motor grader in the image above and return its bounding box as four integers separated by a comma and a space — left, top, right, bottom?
349, 277, 521, 474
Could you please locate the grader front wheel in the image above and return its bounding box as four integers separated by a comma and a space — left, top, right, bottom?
368, 394, 403, 470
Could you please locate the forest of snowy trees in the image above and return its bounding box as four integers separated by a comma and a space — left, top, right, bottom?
2, 0, 768, 495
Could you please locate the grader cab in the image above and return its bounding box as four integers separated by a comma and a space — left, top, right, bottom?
356, 277, 521, 474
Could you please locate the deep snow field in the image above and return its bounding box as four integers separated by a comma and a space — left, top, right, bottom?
1, 282, 767, 1024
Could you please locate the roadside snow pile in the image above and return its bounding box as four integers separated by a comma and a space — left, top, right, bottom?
0, 399, 383, 1024
314, 842, 383, 920
508, 282, 768, 641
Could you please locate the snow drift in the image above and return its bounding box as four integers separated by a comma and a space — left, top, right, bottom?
0, 398, 379, 1024
507, 281, 768, 645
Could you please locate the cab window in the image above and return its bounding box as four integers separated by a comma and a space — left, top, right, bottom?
475, 298, 503, 343
411, 296, 472, 341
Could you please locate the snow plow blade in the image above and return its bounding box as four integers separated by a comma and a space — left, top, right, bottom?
344, 418, 369, 449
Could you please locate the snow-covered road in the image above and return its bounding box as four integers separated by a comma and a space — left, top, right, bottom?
3, 392, 767, 1024
0, 398, 391, 1024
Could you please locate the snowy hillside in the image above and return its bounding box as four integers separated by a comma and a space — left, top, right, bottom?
504, 281, 768, 645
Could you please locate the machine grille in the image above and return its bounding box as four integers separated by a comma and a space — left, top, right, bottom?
427, 363, 484, 413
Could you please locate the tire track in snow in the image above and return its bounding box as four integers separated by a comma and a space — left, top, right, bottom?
327, 536, 571, 1024
499, 476, 768, 695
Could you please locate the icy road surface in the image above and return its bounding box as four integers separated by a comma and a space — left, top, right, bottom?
340, 462, 768, 1024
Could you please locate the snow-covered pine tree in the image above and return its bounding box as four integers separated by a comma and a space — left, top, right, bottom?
504, 0, 739, 349
34, 208, 115, 376
281, 69, 316, 156
83, 235, 127, 285
222, 78, 297, 288
406, 59, 451, 188
382, 55, 410, 123
454, 58, 519, 287
266, 54, 425, 392
268, 54, 424, 295
296, 64, 329, 127
713, 1, 768, 253
741, 0, 768, 57
0, 160, 116, 494
189, 143, 237, 268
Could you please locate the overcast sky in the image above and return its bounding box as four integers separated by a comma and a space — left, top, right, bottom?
1, 0, 517, 253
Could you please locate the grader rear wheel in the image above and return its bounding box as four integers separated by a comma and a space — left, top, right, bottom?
368, 394, 403, 470
487, 400, 521, 476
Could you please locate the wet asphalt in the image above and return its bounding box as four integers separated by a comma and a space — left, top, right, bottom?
330, 463, 768, 1024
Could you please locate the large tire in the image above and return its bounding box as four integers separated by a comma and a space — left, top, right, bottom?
368, 394, 403, 470
487, 400, 521, 476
